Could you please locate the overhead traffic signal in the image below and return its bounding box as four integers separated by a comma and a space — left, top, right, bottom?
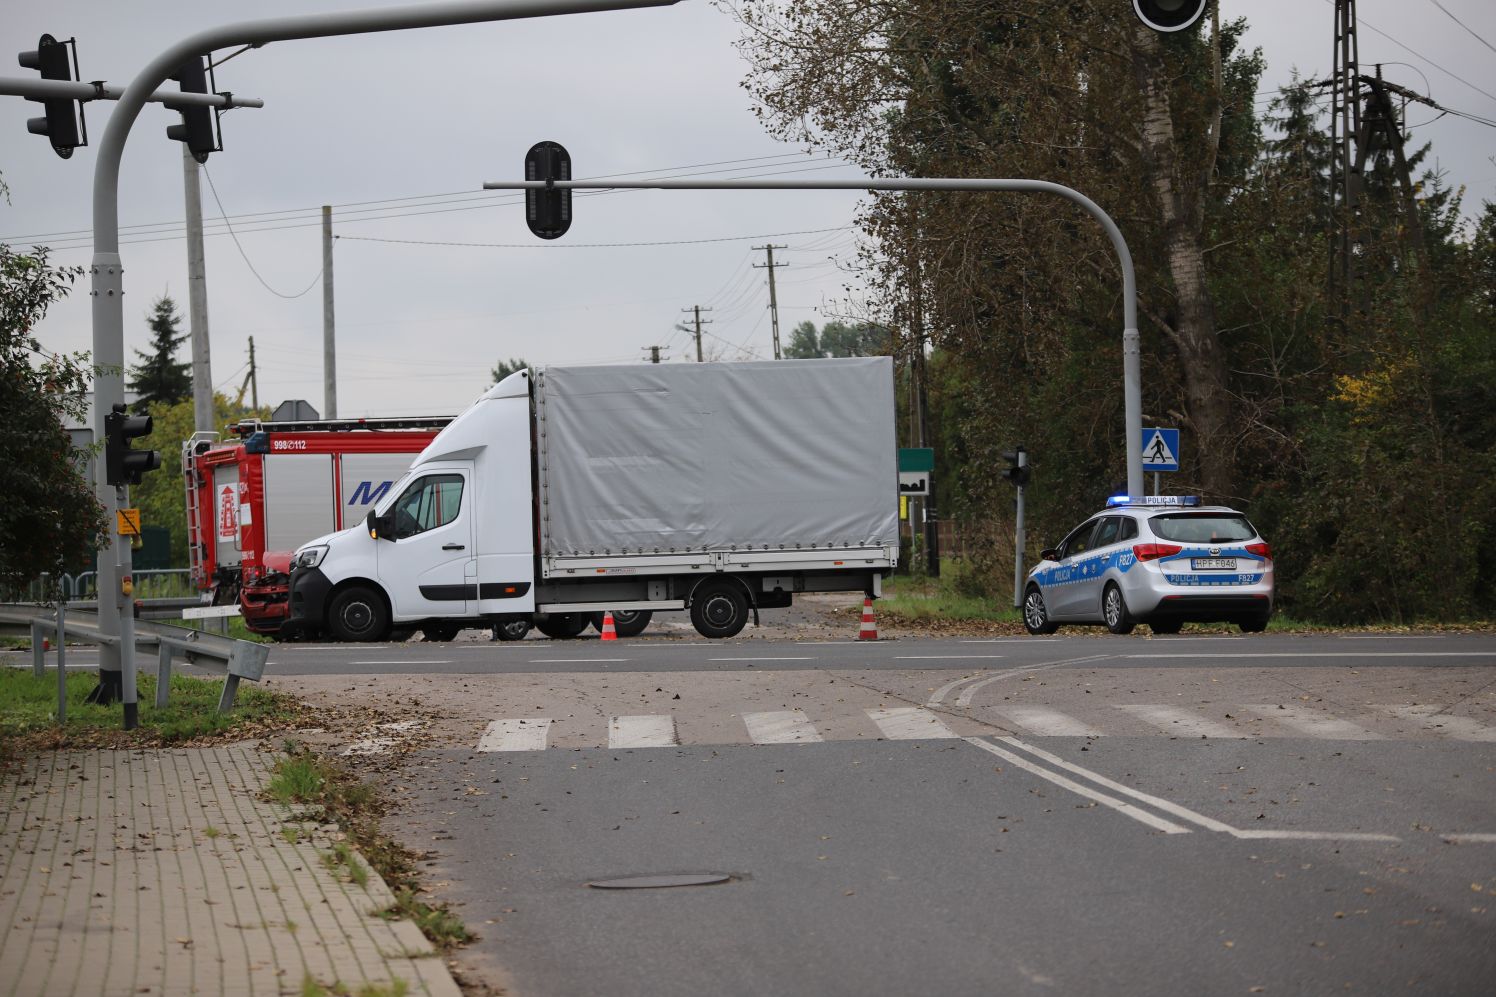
166, 56, 218, 163
17, 34, 83, 158
1132, 0, 1208, 33
104, 403, 161, 487
1002, 447, 1030, 488
525, 141, 572, 240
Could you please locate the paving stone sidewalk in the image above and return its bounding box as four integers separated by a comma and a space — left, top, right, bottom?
0, 744, 463, 997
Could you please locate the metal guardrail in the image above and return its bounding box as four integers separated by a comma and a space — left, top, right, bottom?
0, 604, 268, 714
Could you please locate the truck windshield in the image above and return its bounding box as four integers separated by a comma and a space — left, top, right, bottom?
1149, 513, 1255, 544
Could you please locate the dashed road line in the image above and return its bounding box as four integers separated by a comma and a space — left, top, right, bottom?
608, 714, 679, 748
1245, 704, 1383, 740
742, 711, 824, 744
478, 718, 551, 752
1380, 705, 1496, 741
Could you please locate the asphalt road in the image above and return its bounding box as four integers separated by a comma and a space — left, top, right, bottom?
250, 629, 1495, 997
34, 627, 1493, 994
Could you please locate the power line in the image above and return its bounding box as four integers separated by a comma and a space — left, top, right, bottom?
337, 225, 849, 251
202, 166, 322, 299
1428, 0, 1496, 56
1329, 0, 1496, 105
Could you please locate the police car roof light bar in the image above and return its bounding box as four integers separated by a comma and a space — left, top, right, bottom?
1106, 495, 1201, 508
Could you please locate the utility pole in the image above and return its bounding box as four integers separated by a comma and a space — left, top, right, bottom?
906, 210, 939, 578
182, 144, 214, 433
752, 244, 787, 359
681, 305, 712, 362
322, 205, 337, 418
248, 335, 259, 409
642, 345, 666, 364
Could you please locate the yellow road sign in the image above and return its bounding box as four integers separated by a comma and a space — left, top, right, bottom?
117, 507, 141, 536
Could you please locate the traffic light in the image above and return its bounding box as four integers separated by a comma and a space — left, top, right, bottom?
1002, 447, 1031, 488
17, 34, 83, 158
166, 56, 218, 163
104, 403, 161, 487
1132, 0, 1208, 33
525, 141, 572, 240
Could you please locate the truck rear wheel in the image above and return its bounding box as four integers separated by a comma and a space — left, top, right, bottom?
535, 613, 588, 639
588, 610, 653, 638
327, 585, 390, 642
690, 582, 749, 639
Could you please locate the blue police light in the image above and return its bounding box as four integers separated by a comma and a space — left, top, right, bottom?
1107, 495, 1201, 508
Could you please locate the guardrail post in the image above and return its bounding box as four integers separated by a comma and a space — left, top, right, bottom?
31, 620, 46, 678
56, 597, 67, 725
156, 643, 173, 709
216, 674, 240, 713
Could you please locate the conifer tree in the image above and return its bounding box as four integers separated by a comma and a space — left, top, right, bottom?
128, 295, 191, 412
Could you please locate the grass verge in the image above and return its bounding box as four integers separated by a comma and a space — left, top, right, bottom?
266, 744, 472, 951
0, 667, 306, 768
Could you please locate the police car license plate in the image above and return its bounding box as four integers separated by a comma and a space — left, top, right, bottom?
1192, 557, 1237, 570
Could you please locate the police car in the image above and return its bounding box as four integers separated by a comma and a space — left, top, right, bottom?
1022, 496, 1274, 635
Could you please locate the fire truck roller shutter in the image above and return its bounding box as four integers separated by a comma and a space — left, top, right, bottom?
340, 452, 419, 530
263, 454, 337, 553
212, 464, 242, 567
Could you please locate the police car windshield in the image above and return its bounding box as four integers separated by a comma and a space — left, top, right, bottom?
1149, 513, 1255, 544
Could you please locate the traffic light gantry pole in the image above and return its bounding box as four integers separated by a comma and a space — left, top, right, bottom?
85, 0, 681, 727
485, 176, 1147, 500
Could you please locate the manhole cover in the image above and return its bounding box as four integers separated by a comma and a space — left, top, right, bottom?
587, 873, 733, 890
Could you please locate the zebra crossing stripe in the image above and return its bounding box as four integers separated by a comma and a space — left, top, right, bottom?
1381, 705, 1496, 742
867, 707, 958, 740
994, 707, 1102, 737
477, 718, 551, 752
743, 711, 824, 744
1245, 705, 1382, 740
609, 714, 679, 748
1114, 705, 1239, 739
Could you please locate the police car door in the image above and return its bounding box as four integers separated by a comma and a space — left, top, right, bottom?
1050, 519, 1101, 620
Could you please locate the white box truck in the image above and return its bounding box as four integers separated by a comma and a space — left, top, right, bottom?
282, 358, 899, 641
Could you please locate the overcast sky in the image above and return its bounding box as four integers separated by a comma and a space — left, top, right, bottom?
3, 0, 1492, 419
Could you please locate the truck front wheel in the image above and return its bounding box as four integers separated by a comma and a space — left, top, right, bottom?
690, 582, 749, 639
327, 585, 390, 642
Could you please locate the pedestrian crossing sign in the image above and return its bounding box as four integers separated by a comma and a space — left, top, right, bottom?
1141, 428, 1180, 471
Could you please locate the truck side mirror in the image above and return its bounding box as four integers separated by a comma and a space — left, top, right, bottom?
366, 510, 391, 540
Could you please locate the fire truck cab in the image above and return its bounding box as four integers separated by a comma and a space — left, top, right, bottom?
183, 417, 448, 636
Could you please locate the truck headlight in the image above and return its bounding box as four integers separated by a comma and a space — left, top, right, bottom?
294, 545, 328, 570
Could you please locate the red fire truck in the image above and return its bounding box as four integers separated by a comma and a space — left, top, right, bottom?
183, 417, 450, 636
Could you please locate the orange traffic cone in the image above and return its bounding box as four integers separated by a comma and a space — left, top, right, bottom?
600, 611, 618, 641
858, 597, 878, 641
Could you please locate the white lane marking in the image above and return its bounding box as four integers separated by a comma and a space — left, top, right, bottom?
477, 718, 551, 752
1244, 705, 1383, 740
1232, 830, 1401, 841
1115, 705, 1240, 739
896, 655, 1006, 660
996, 736, 1235, 833
1145, 636, 1245, 641
964, 738, 1191, 834
742, 711, 824, 744
1441, 833, 1496, 844
867, 707, 958, 740
1380, 705, 1496, 741
609, 715, 678, 748
961, 638, 1061, 643
946, 654, 1116, 707
994, 737, 1399, 842
351, 659, 451, 665
530, 658, 630, 663
1339, 635, 1446, 639
995, 707, 1102, 737
1125, 652, 1496, 658
709, 657, 815, 661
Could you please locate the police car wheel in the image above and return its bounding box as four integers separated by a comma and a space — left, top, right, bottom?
1239, 615, 1269, 634
1023, 587, 1059, 635
1102, 584, 1135, 635
1149, 620, 1182, 635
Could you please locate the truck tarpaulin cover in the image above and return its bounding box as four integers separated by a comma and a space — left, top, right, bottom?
536, 358, 898, 556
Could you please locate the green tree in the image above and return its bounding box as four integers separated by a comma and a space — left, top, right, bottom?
782, 320, 889, 358
783, 321, 821, 359
0, 231, 108, 598
491, 357, 530, 383
128, 295, 190, 412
